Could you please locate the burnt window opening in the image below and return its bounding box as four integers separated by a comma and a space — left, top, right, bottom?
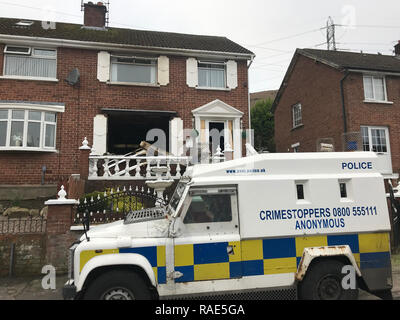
106, 113, 170, 155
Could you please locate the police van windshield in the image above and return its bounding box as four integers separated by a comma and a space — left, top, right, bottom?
168, 181, 187, 214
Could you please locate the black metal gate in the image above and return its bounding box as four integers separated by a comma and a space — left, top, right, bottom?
388, 184, 400, 251
74, 186, 167, 225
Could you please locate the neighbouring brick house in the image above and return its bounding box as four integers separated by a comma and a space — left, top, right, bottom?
0, 2, 254, 199
272, 47, 400, 179
250, 90, 278, 108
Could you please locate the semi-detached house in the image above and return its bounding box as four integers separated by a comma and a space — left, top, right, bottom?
0, 2, 254, 198
273, 47, 400, 180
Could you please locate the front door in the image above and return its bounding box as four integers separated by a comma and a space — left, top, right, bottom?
208, 121, 225, 154
173, 186, 241, 290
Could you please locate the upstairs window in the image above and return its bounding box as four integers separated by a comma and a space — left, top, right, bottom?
3, 46, 57, 79
198, 61, 226, 88
292, 103, 302, 128
0, 109, 57, 150
363, 75, 387, 102
110, 55, 157, 84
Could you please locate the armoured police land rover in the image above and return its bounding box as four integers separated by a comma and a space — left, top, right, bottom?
63, 152, 393, 300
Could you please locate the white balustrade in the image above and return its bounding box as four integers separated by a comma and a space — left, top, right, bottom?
88, 155, 191, 180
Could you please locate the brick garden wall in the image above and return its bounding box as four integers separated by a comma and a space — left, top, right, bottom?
0, 44, 250, 185
0, 233, 46, 276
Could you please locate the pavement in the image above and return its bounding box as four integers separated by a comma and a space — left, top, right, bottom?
0, 254, 399, 300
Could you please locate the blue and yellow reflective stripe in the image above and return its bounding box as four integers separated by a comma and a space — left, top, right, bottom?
80, 245, 167, 284
80, 249, 119, 272
241, 232, 390, 277
120, 246, 166, 284
175, 242, 235, 282
79, 232, 391, 285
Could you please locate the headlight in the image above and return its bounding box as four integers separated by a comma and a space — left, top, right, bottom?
68, 243, 79, 280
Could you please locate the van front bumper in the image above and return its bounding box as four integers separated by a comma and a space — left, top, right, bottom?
63, 280, 77, 300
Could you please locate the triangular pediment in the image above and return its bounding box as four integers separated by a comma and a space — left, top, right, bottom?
192, 99, 243, 116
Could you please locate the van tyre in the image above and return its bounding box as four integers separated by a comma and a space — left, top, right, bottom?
298, 259, 359, 300
84, 270, 152, 300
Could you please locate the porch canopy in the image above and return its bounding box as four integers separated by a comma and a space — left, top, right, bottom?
102, 108, 177, 155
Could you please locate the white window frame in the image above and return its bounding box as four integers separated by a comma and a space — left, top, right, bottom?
292, 103, 302, 128
197, 60, 227, 89
363, 75, 388, 102
110, 55, 158, 85
4, 45, 31, 55
291, 142, 300, 153
0, 106, 59, 152
361, 126, 390, 155
2, 45, 57, 81
179, 187, 239, 236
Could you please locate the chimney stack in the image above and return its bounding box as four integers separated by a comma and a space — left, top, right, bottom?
83, 2, 107, 29
395, 41, 400, 56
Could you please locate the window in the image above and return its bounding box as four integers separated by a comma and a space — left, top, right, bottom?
110, 55, 157, 84
292, 103, 302, 128
361, 126, 389, 153
296, 184, 304, 200
0, 109, 57, 150
198, 61, 226, 88
339, 182, 347, 198
291, 142, 300, 153
183, 194, 232, 224
363, 75, 387, 102
4, 46, 57, 79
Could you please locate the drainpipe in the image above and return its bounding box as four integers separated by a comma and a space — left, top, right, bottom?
247, 55, 255, 148
340, 70, 349, 134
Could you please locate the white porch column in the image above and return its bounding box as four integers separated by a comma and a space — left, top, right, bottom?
169, 117, 184, 156
233, 117, 242, 159
92, 114, 107, 155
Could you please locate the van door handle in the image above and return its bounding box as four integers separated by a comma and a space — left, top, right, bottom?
227, 245, 234, 255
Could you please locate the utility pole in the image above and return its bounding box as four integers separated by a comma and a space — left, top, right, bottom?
326, 16, 336, 51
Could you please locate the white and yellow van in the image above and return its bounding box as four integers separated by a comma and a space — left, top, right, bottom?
63, 152, 393, 300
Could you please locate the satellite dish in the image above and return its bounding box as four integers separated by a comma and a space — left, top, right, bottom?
65, 68, 80, 86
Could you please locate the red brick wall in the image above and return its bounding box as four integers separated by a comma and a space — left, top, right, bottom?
344, 73, 400, 175
274, 55, 345, 153
0, 45, 249, 185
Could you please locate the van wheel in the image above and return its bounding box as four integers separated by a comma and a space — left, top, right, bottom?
84, 270, 152, 300
298, 259, 358, 300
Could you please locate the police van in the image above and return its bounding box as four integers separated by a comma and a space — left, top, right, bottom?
63, 152, 393, 300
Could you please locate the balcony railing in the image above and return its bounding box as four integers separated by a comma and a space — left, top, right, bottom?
88, 155, 191, 180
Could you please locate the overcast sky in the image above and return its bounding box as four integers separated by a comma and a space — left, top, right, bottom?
1, 0, 400, 93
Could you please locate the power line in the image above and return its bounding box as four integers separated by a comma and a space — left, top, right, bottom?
246, 27, 327, 47
0, 1, 81, 18
0, 1, 158, 30
336, 24, 400, 29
